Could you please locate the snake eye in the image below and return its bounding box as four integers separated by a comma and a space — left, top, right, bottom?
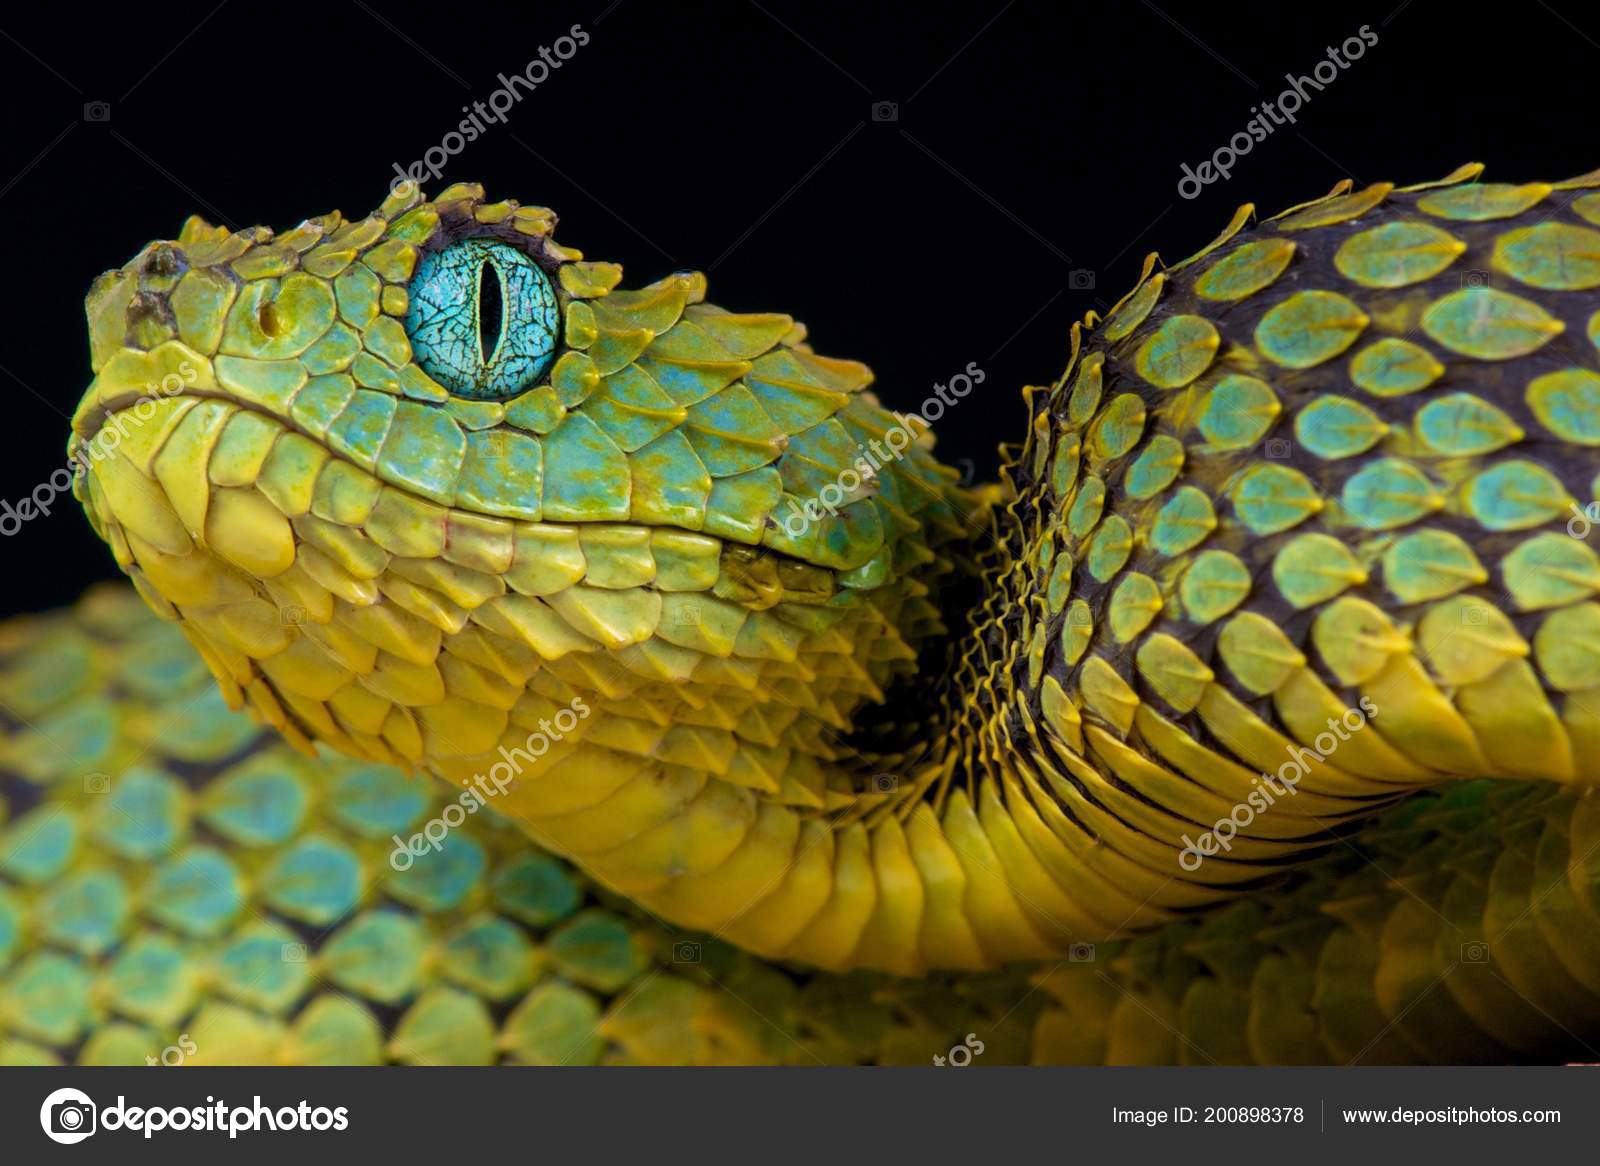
404, 238, 560, 400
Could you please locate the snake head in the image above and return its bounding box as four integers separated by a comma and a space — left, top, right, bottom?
69, 181, 975, 790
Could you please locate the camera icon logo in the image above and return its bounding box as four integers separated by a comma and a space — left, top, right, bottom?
1068, 942, 1096, 963
1264, 438, 1292, 459
871, 101, 898, 122
672, 939, 702, 964
1460, 270, 1490, 290
1461, 941, 1490, 964
280, 603, 306, 626
83, 772, 112, 794
1068, 269, 1096, 290
40, 1087, 97, 1144
83, 101, 111, 122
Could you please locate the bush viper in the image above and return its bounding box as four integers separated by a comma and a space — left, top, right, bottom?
3, 164, 1600, 1064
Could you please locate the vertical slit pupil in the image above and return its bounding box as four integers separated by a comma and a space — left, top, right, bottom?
478, 259, 504, 364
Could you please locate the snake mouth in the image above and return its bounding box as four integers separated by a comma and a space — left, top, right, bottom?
72, 385, 228, 451
76, 385, 842, 648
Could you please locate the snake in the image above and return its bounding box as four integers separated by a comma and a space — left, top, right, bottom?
4, 164, 1600, 1065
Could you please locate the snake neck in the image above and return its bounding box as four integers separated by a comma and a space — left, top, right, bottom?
863, 478, 1059, 804
472, 413, 1081, 979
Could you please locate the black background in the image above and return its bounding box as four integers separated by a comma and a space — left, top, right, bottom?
0, 0, 1593, 614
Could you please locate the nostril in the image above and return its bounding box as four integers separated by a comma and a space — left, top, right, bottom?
127, 289, 167, 324
126, 289, 177, 348
258, 300, 284, 337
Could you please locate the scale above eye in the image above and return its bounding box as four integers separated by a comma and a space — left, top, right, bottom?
404, 238, 562, 401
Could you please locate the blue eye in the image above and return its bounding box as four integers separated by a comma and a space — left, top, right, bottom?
404, 238, 560, 400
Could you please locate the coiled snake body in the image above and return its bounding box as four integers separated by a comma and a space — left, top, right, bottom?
3, 166, 1600, 1064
